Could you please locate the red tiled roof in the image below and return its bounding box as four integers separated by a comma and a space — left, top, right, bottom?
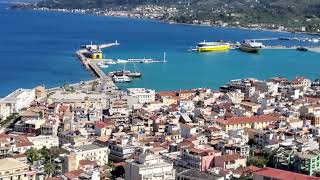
215, 115, 278, 125
16, 136, 33, 147
79, 160, 97, 167
0, 134, 33, 147
158, 91, 176, 97
95, 121, 107, 129
254, 167, 320, 180
114, 162, 127, 167
215, 153, 245, 162
234, 165, 261, 176
45, 178, 62, 180
58, 104, 70, 112
178, 90, 196, 94
189, 147, 215, 156
64, 169, 84, 179
205, 126, 221, 132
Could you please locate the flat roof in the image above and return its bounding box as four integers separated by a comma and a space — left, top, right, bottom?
0, 158, 28, 171
0, 88, 33, 103
77, 144, 106, 151
178, 169, 221, 179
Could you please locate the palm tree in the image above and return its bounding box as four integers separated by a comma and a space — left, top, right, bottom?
25, 148, 40, 165
44, 158, 55, 178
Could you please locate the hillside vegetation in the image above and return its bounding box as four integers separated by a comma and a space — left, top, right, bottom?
16, 0, 320, 32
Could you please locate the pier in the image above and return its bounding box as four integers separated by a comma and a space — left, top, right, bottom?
76, 49, 108, 79
88, 61, 106, 79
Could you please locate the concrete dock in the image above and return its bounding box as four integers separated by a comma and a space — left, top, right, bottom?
75, 48, 118, 92
76, 49, 107, 79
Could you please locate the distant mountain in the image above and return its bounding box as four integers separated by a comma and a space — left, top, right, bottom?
14, 0, 320, 32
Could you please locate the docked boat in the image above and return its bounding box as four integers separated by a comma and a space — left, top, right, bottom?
116, 59, 128, 64
239, 40, 263, 53
196, 41, 230, 52
112, 75, 132, 83
109, 63, 142, 78
97, 61, 109, 68
109, 70, 142, 78
104, 60, 117, 65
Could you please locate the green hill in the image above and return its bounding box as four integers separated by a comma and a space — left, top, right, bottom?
15, 0, 320, 33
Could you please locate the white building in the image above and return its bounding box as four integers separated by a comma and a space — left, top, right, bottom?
108, 137, 137, 162
128, 88, 156, 104
125, 153, 175, 180
63, 143, 109, 172
0, 104, 10, 120
27, 135, 59, 150
0, 88, 35, 113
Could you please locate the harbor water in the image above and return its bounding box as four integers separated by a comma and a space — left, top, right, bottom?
1, 2, 320, 96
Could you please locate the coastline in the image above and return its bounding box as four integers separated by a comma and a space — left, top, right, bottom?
2, 3, 320, 97
13, 6, 320, 37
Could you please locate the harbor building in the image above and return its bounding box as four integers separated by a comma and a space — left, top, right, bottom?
0, 158, 36, 180
88, 49, 103, 59
128, 88, 156, 104
84, 43, 103, 59
125, 152, 176, 180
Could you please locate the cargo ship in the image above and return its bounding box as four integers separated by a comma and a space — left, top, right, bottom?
239, 40, 263, 53
197, 41, 230, 52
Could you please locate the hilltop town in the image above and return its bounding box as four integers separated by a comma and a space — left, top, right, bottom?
1, 75, 320, 179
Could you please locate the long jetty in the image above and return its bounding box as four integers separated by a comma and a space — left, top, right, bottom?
76, 49, 107, 79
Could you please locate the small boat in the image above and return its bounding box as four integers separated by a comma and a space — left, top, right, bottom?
116, 59, 128, 64
97, 62, 109, 68
127, 72, 142, 78
239, 40, 263, 53
112, 75, 132, 83
279, 37, 290, 40
296, 47, 308, 51
104, 60, 117, 65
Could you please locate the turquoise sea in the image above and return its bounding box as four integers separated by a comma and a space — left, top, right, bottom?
1, 2, 320, 96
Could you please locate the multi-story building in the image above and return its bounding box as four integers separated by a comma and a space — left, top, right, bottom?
0, 158, 36, 180
0, 134, 33, 154
215, 115, 279, 131
63, 143, 109, 173
214, 154, 246, 170
125, 153, 175, 180
108, 138, 137, 162
0, 88, 35, 113
128, 88, 156, 104
294, 150, 320, 176
178, 147, 221, 172
27, 135, 59, 150
0, 104, 10, 120
14, 119, 46, 134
